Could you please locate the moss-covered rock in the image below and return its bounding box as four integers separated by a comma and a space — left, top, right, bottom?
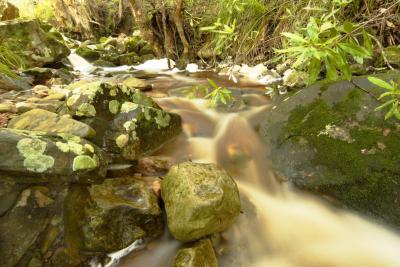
0, 19, 70, 68
0, 128, 107, 183
161, 162, 241, 242
0, 72, 30, 91
171, 239, 218, 267
16, 99, 64, 114
260, 71, 400, 227
65, 81, 181, 161
8, 109, 96, 138
65, 178, 163, 253
76, 46, 101, 62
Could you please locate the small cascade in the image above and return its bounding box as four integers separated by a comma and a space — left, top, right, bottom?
67, 50, 94, 73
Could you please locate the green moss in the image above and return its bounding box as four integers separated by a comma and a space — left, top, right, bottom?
284, 89, 400, 224
76, 103, 96, 117
120, 102, 138, 113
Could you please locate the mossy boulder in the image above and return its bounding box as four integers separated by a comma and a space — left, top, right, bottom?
23, 67, 54, 84
260, 71, 400, 227
8, 109, 96, 138
76, 46, 101, 62
0, 128, 107, 183
0, 19, 70, 68
0, 187, 54, 267
65, 178, 163, 253
384, 46, 400, 67
15, 98, 64, 114
65, 81, 182, 161
161, 162, 241, 242
171, 239, 218, 267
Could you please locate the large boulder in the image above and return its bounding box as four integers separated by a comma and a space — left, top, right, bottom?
65, 178, 163, 253
161, 162, 241, 242
0, 128, 107, 183
260, 71, 400, 227
8, 109, 96, 138
65, 81, 182, 161
0, 19, 70, 68
171, 239, 218, 267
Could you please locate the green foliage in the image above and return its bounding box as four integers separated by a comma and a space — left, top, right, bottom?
183, 84, 209, 99
368, 76, 400, 120
277, 11, 373, 85
0, 44, 25, 74
198, 0, 266, 57
205, 79, 233, 107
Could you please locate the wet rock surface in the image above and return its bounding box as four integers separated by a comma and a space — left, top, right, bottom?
261, 71, 400, 227
161, 162, 241, 242
172, 239, 218, 267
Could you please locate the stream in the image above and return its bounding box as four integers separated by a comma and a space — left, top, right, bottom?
65, 54, 400, 267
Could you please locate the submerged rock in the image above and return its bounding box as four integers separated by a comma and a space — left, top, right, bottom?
161, 162, 241, 242
8, 109, 96, 138
171, 239, 218, 267
0, 19, 70, 68
65, 81, 181, 161
260, 71, 400, 227
66, 178, 163, 253
0, 128, 107, 183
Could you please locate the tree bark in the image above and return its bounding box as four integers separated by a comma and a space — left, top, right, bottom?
173, 0, 190, 59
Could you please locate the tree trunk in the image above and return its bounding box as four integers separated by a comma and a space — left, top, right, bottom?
173, 0, 190, 59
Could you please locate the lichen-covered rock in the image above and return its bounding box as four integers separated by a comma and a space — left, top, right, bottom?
65, 178, 163, 253
16, 99, 64, 114
0, 128, 107, 183
0, 178, 21, 216
171, 239, 218, 267
65, 81, 181, 161
8, 109, 96, 138
0, 19, 70, 68
0, 102, 16, 113
260, 71, 400, 227
0, 187, 54, 267
161, 162, 241, 242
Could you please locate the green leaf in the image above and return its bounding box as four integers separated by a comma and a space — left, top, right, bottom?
324, 57, 338, 81
207, 79, 219, 90
385, 102, 398, 120
375, 99, 395, 111
378, 92, 394, 100
343, 21, 355, 33
338, 43, 371, 58
307, 58, 321, 85
282, 32, 308, 44
367, 77, 394, 91
362, 30, 373, 53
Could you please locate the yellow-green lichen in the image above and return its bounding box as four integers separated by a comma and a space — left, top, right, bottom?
109, 100, 120, 114
120, 102, 138, 113
17, 138, 54, 173
76, 103, 96, 117
84, 144, 95, 153
66, 94, 80, 107
155, 110, 171, 128
72, 155, 99, 171
116, 134, 129, 148
55, 141, 84, 155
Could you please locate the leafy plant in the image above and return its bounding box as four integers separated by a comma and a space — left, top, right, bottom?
368, 76, 400, 120
183, 84, 209, 99
276, 1, 373, 85
205, 79, 233, 107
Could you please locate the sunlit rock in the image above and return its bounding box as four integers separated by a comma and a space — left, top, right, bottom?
171, 239, 218, 267
161, 162, 241, 242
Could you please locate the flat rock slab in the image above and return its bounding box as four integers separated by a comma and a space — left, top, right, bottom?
8, 109, 96, 138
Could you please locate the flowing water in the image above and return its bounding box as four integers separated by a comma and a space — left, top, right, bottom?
68, 54, 400, 267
